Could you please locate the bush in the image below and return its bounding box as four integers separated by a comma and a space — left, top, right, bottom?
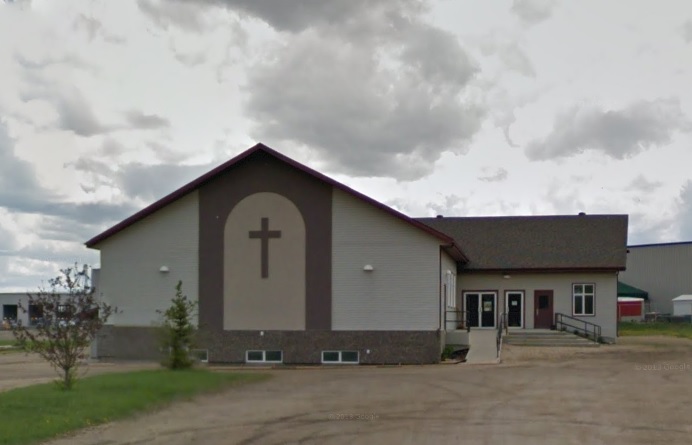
441, 345, 455, 360
11, 264, 114, 390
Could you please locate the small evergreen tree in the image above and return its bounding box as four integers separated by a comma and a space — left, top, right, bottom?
159, 281, 196, 369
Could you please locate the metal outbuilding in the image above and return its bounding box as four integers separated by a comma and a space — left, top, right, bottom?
672, 295, 692, 317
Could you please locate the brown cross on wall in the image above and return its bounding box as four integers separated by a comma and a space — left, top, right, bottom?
249, 217, 282, 278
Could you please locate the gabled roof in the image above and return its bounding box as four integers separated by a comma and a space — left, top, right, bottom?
672, 295, 692, 301
618, 281, 649, 300
85, 143, 467, 262
417, 214, 628, 271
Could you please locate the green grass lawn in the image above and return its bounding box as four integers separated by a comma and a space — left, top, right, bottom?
0, 370, 269, 445
0, 339, 17, 347
619, 321, 692, 340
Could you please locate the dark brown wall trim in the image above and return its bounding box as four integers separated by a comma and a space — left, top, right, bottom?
198, 151, 332, 331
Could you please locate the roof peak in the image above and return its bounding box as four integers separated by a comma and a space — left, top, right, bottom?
85, 143, 466, 262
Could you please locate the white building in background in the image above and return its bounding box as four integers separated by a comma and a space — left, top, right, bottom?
672, 295, 692, 317
1, 293, 30, 328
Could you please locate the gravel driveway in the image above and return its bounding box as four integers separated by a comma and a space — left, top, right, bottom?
4, 336, 691, 445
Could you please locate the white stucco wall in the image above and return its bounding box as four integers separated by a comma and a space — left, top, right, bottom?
331, 189, 443, 331
95, 192, 199, 327
459, 272, 618, 339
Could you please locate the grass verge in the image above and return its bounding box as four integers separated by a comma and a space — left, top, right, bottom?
619, 322, 692, 340
0, 339, 17, 347
0, 369, 269, 445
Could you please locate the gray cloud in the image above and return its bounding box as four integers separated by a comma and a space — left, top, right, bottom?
15, 53, 92, 71
54, 89, 110, 136
137, 0, 210, 32
626, 174, 663, 194
425, 194, 468, 217
626, 213, 672, 245
679, 181, 692, 240
511, 0, 556, 25
194, 0, 381, 33
0, 120, 58, 210
101, 138, 127, 157
544, 184, 586, 215
477, 36, 535, 77
682, 20, 692, 44
478, 168, 508, 182
124, 110, 170, 130
172, 49, 207, 67
72, 155, 214, 203
526, 99, 691, 161
142, 0, 484, 179
115, 162, 214, 201
0, 224, 17, 253
20, 84, 111, 137
72, 14, 125, 44
233, 2, 483, 180
1, 121, 136, 227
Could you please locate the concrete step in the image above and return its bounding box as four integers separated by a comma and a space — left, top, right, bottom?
504, 330, 599, 347
504, 340, 599, 347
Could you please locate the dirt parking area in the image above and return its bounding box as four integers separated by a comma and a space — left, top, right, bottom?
0, 352, 157, 392
4, 336, 692, 445
0, 330, 157, 391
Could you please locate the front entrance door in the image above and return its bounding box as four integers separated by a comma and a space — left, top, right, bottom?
506, 292, 523, 328
465, 292, 497, 328
534, 290, 554, 329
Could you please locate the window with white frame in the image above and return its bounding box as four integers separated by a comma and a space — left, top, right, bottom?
321, 350, 359, 364
573, 284, 595, 316
245, 350, 283, 363
445, 270, 456, 308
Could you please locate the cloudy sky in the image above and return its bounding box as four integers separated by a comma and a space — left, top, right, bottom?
1, 0, 691, 290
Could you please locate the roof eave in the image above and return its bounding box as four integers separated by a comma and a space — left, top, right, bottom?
85, 143, 456, 248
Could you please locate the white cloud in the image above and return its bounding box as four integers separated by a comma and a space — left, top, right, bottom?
511, 0, 556, 25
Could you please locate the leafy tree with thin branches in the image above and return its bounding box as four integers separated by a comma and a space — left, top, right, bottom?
159, 281, 197, 369
11, 264, 115, 390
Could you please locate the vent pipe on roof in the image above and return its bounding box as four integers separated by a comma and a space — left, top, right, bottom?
578, 212, 586, 216
436, 215, 443, 218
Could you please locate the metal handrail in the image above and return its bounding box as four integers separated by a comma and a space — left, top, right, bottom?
496, 312, 507, 356
444, 309, 469, 332
554, 313, 601, 343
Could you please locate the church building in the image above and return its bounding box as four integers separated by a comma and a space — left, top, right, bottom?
86, 143, 628, 364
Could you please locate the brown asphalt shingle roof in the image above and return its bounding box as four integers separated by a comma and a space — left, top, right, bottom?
418, 215, 628, 271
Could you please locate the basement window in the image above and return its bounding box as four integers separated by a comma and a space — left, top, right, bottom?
321, 350, 359, 364
245, 350, 283, 364
191, 349, 209, 363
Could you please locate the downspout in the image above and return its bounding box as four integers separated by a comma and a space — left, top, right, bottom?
438, 248, 442, 331
616, 270, 620, 338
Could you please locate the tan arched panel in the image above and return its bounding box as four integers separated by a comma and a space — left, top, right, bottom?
223, 192, 306, 330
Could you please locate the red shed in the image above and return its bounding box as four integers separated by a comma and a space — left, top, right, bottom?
618, 297, 645, 321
